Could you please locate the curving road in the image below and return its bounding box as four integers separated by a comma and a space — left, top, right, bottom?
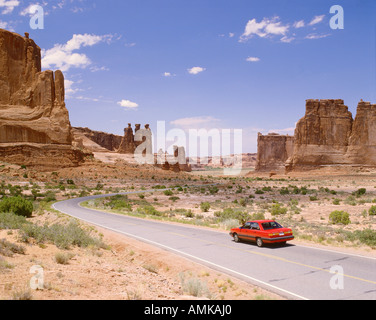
53, 191, 376, 300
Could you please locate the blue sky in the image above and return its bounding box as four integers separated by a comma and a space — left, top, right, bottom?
1, 0, 375, 154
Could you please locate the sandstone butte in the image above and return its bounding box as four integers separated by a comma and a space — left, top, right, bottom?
256, 99, 376, 173
0, 29, 85, 170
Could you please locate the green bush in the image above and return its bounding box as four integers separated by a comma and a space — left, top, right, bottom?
353, 188, 366, 197
137, 205, 162, 217
279, 187, 289, 195
329, 211, 351, 225
0, 211, 29, 230
368, 206, 376, 216
200, 202, 211, 213
353, 229, 376, 247
20, 220, 106, 250
270, 203, 287, 216
0, 197, 33, 218
163, 190, 173, 196
214, 208, 250, 224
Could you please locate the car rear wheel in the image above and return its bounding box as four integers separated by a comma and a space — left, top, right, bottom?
233, 234, 240, 243
256, 238, 263, 248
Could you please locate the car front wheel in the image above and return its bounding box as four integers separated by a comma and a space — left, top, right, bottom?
256, 238, 263, 247
233, 234, 240, 243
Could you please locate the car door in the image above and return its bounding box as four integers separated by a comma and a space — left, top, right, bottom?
239, 222, 251, 240
249, 222, 261, 242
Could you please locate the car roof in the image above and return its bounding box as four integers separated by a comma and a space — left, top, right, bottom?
248, 220, 276, 223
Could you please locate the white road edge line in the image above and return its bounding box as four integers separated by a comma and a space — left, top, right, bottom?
52, 202, 309, 301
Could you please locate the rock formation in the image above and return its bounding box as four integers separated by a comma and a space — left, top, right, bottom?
117, 124, 191, 172
0, 29, 84, 170
346, 100, 376, 165
117, 124, 136, 154
72, 127, 122, 152
256, 133, 294, 172
155, 146, 192, 173
285, 99, 376, 172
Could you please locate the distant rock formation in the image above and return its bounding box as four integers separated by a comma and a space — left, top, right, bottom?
256, 133, 294, 172
0, 29, 85, 170
117, 123, 136, 154
190, 154, 257, 170
117, 124, 191, 172
285, 99, 376, 172
155, 146, 192, 173
73, 127, 122, 152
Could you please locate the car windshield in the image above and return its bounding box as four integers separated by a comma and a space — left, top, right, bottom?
262, 222, 283, 230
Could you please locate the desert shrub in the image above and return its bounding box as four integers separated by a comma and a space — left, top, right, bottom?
179, 272, 211, 298
0, 239, 25, 257
250, 212, 266, 220
163, 190, 173, 196
333, 199, 341, 205
0, 197, 33, 218
208, 186, 219, 194
353, 188, 367, 197
0, 212, 29, 230
20, 220, 106, 250
368, 206, 376, 216
137, 205, 162, 217
200, 202, 211, 213
279, 187, 289, 195
270, 203, 287, 216
353, 229, 376, 247
152, 185, 166, 190
55, 252, 74, 265
329, 211, 351, 225
214, 208, 250, 224
185, 210, 194, 218
238, 198, 249, 207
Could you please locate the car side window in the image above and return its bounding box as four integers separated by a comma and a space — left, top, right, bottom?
251, 222, 260, 230
243, 222, 251, 229
250, 222, 260, 230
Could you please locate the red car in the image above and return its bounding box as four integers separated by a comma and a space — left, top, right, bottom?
230, 220, 294, 247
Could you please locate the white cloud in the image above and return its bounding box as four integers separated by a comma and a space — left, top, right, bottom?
280, 35, 295, 43
188, 66, 206, 75
240, 17, 289, 42
309, 15, 325, 26
294, 20, 305, 28
305, 33, 330, 40
163, 72, 176, 77
41, 33, 113, 72
90, 65, 109, 72
0, 0, 20, 14
0, 20, 8, 28
117, 99, 139, 109
246, 56, 260, 62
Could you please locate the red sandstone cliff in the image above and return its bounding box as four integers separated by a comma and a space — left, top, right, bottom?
0, 29, 84, 170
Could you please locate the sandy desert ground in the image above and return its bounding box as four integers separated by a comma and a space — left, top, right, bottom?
1, 158, 376, 300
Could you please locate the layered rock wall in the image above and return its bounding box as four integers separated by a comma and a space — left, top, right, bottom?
73, 127, 122, 152
0, 29, 84, 170
256, 133, 294, 172
286, 99, 376, 172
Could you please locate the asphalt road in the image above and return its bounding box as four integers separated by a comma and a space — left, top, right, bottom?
53, 191, 376, 300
